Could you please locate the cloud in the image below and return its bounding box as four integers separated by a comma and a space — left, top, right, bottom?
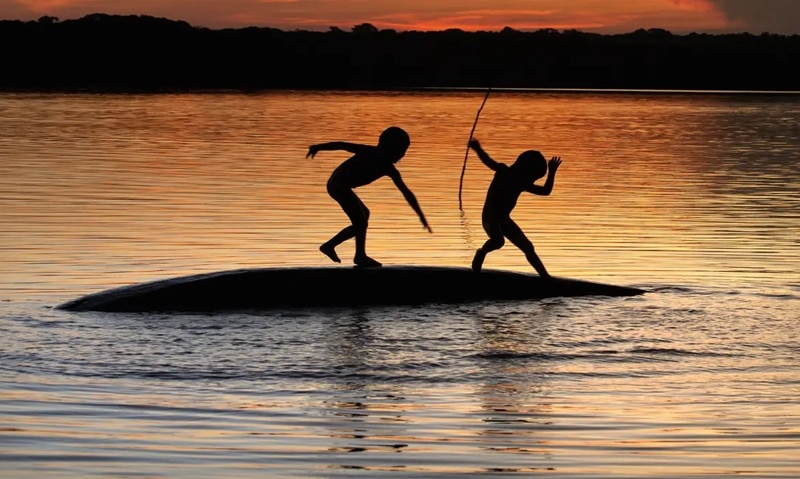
2, 0, 797, 34
707, 0, 800, 34
0, 0, 39, 19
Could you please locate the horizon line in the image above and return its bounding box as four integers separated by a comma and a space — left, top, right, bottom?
4, 13, 799, 37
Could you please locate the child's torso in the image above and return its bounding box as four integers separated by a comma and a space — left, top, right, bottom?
484, 166, 526, 215
328, 151, 394, 189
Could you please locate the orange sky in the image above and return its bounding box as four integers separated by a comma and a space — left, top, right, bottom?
2, 0, 800, 34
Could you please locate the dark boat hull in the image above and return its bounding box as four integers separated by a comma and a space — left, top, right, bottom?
56, 265, 646, 313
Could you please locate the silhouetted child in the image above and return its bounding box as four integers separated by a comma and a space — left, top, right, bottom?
306, 126, 432, 268
468, 139, 562, 277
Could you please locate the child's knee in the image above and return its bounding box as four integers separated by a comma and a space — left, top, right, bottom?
485, 237, 504, 251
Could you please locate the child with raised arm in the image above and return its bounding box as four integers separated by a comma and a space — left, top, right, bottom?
467, 139, 562, 277
306, 126, 432, 268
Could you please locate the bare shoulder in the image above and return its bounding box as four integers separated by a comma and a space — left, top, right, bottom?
341, 144, 377, 164
495, 163, 510, 172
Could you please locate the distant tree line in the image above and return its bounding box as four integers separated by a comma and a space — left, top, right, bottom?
1, 13, 799, 92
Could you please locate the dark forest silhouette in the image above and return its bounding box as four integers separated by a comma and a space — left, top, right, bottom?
2, 13, 798, 92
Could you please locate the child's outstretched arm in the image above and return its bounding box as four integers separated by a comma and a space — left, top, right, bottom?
468, 139, 501, 171
527, 157, 562, 196
306, 142, 368, 159
389, 169, 432, 233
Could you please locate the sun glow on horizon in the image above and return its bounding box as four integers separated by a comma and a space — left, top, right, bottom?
3, 0, 783, 34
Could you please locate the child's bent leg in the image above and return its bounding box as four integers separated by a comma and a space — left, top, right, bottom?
503, 220, 551, 278
473, 235, 504, 272
350, 199, 374, 265
329, 189, 377, 265
321, 189, 362, 263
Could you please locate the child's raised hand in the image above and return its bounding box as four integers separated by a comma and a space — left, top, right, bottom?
468, 139, 481, 150
306, 145, 319, 159
548, 156, 562, 171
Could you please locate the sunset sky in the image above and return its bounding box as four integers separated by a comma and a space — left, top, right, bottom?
2, 0, 800, 35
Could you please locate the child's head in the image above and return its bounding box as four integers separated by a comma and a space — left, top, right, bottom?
513, 150, 547, 179
378, 126, 410, 162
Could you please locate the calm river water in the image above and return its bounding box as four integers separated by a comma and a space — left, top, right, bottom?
1, 90, 799, 478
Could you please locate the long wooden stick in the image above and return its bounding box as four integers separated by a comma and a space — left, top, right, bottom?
458, 87, 492, 211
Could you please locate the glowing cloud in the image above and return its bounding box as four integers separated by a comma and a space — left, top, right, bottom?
707, 0, 800, 34
2, 0, 797, 34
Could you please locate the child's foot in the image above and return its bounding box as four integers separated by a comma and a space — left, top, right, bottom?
354, 255, 382, 268
471, 249, 486, 272
320, 243, 341, 263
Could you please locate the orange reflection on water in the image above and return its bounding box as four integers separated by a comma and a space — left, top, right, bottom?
1, 91, 798, 298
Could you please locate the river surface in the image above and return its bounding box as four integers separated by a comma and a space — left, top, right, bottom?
1, 90, 799, 478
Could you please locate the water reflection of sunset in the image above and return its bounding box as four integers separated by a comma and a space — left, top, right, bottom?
1, 91, 798, 298
3, 88, 800, 479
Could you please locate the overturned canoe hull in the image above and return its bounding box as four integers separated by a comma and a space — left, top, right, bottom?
56, 265, 646, 313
